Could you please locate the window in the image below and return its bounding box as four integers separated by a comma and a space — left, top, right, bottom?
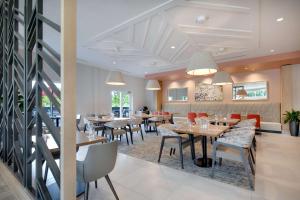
168, 88, 188, 101
111, 91, 132, 117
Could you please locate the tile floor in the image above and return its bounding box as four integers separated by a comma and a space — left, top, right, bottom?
1, 132, 300, 200
77, 133, 300, 200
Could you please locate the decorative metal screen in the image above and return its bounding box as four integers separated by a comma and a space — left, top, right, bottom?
0, 0, 61, 199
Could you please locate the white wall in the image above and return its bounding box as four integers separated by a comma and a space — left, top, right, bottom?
76, 62, 147, 115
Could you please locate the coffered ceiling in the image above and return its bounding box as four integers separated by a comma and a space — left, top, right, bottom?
45, 0, 300, 77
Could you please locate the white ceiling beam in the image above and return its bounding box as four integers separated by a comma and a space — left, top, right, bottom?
195, 42, 247, 50
177, 24, 252, 34
185, 31, 252, 40
169, 40, 189, 62
151, 16, 168, 52
141, 18, 152, 48
84, 0, 176, 46
156, 26, 174, 56
178, 1, 251, 13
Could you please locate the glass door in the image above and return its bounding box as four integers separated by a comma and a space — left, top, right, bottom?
111, 91, 132, 117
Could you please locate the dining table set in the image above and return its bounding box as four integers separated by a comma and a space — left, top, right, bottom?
159, 116, 240, 168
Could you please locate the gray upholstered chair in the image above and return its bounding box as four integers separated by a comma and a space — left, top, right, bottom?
157, 124, 194, 169
211, 128, 255, 190
77, 141, 119, 200
128, 118, 144, 144
148, 116, 164, 135
104, 120, 130, 145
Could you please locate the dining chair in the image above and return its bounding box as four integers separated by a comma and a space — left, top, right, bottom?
157, 125, 191, 169
187, 112, 197, 123
198, 112, 208, 118
211, 128, 255, 190
77, 141, 119, 200
104, 120, 130, 145
230, 113, 241, 120
148, 116, 164, 135
247, 114, 261, 134
128, 118, 144, 144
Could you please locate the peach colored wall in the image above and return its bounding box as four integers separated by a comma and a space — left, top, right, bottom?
162, 69, 281, 104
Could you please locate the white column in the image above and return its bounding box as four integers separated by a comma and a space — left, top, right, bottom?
60, 0, 77, 199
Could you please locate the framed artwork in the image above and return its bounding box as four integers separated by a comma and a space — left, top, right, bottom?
195, 82, 223, 101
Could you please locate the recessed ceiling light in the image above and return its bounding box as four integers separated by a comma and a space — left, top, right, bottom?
218, 47, 225, 52
196, 15, 208, 24
170, 46, 176, 49
145, 72, 148, 74
112, 61, 117, 65
270, 49, 275, 53
276, 17, 284, 22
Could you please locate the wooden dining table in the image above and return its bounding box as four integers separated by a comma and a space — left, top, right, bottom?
159, 123, 230, 168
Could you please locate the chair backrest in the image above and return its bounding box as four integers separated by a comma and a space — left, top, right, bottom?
105, 120, 128, 129
162, 112, 170, 115
236, 119, 256, 128
83, 141, 118, 182
152, 111, 159, 115
158, 126, 179, 137
187, 112, 197, 123
129, 118, 143, 126
247, 114, 261, 128
230, 113, 241, 120
198, 112, 208, 118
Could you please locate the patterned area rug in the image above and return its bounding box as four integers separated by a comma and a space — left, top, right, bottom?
118, 132, 254, 190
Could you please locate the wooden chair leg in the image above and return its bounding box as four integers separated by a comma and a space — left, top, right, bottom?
169, 148, 173, 156
130, 131, 133, 144
140, 127, 144, 141
218, 158, 223, 166
211, 144, 217, 178
158, 137, 165, 163
84, 183, 89, 200
125, 133, 129, 145
105, 175, 119, 200
178, 137, 184, 169
240, 150, 254, 190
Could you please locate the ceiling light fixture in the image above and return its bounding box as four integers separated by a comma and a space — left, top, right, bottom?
276, 17, 284, 22
106, 71, 126, 86
186, 52, 218, 76
212, 71, 233, 85
270, 49, 275, 53
196, 15, 208, 24
145, 80, 161, 90
170, 46, 176, 49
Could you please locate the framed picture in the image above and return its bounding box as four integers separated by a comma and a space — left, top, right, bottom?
195, 82, 223, 101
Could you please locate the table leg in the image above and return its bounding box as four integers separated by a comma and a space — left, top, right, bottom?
194, 136, 212, 168
189, 134, 195, 160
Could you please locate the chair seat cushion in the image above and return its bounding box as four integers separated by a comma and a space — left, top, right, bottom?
217, 133, 253, 148
131, 127, 141, 132
216, 146, 248, 162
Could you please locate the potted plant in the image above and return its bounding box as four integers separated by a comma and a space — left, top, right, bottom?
284, 109, 300, 136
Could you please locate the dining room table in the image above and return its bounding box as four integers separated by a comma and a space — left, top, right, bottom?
159, 123, 230, 168
133, 113, 174, 132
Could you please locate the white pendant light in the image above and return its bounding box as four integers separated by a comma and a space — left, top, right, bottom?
212, 71, 233, 85
145, 80, 161, 90
186, 52, 218, 76
237, 89, 247, 96
106, 71, 126, 85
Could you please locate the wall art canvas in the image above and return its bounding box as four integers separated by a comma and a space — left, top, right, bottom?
195, 82, 223, 101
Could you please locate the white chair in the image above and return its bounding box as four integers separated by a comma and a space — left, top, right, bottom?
148, 116, 164, 135
128, 118, 144, 144
211, 128, 255, 190
104, 120, 130, 145
77, 141, 119, 200
157, 125, 192, 169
